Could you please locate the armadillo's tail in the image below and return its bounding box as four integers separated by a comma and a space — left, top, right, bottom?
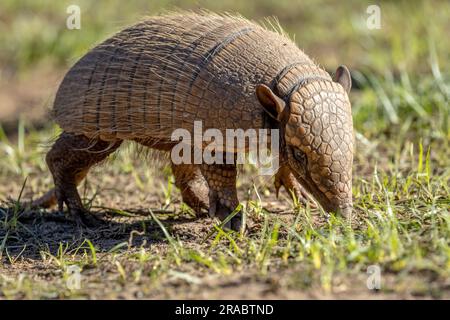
27, 189, 57, 209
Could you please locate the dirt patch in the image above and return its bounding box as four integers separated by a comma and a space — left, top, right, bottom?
1, 188, 448, 300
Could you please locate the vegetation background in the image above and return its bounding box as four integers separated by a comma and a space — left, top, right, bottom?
0, 0, 448, 299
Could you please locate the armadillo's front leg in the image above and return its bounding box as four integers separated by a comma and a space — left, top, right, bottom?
171, 163, 209, 215
200, 163, 242, 231
274, 165, 314, 207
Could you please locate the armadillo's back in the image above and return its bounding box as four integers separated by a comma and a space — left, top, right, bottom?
53, 12, 330, 141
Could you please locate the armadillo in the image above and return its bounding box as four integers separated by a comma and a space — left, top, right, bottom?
33, 12, 354, 230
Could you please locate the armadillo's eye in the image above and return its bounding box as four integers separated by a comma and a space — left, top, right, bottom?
293, 148, 307, 164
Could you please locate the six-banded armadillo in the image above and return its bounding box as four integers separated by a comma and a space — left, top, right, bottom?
33, 12, 354, 230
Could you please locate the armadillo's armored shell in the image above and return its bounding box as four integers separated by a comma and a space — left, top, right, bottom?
53, 12, 328, 142
286, 81, 353, 209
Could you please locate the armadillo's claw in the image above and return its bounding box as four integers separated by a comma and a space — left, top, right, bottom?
207, 190, 242, 231
52, 181, 105, 229
171, 163, 209, 216
71, 208, 105, 229
208, 191, 217, 218
336, 206, 353, 221
275, 184, 281, 199
274, 165, 316, 208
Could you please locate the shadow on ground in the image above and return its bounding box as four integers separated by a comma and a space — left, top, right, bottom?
0, 204, 202, 260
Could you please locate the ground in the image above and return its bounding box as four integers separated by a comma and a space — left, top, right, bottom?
0, 134, 449, 299
0, 0, 449, 299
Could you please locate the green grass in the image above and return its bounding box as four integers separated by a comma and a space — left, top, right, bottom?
0, 0, 449, 299
1, 0, 449, 74
0, 95, 448, 298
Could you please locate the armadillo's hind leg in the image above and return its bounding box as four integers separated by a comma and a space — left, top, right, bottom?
200, 162, 242, 232
46, 132, 122, 227
171, 163, 209, 215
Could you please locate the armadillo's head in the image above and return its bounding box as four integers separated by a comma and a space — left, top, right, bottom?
256, 66, 354, 218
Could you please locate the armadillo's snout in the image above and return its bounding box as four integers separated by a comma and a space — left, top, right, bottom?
292, 163, 353, 220
282, 71, 355, 221
305, 148, 353, 218
312, 177, 353, 220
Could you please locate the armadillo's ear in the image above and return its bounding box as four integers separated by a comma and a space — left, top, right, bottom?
333, 65, 352, 94
256, 84, 286, 121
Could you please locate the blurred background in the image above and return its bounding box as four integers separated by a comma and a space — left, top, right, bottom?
0, 0, 448, 140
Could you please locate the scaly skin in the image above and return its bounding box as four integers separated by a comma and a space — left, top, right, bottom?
44, 132, 122, 227
200, 161, 241, 231
31, 13, 355, 231
171, 163, 209, 214
34, 138, 306, 230
256, 65, 353, 218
